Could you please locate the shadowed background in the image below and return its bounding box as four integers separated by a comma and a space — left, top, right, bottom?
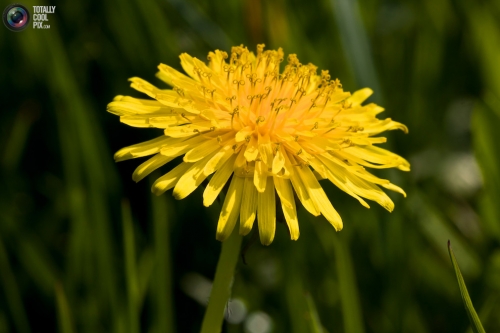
1, 0, 500, 332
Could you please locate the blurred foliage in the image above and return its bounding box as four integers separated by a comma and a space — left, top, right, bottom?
1, 0, 500, 332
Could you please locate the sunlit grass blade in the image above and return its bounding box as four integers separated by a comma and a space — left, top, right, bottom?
305, 293, 323, 333
465, 294, 498, 333
122, 200, 140, 333
55, 283, 75, 333
447, 241, 486, 333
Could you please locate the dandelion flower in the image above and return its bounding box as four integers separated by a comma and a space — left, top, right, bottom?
109, 44, 410, 245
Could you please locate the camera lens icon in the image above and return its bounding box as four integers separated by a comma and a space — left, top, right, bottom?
3, 4, 30, 31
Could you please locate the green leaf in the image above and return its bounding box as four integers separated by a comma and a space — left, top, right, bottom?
447, 241, 486, 333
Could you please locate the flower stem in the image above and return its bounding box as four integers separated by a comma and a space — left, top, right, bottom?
200, 231, 243, 333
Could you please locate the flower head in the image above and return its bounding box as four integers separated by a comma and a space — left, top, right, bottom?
109, 44, 410, 245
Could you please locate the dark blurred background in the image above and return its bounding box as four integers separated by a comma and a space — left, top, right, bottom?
1, 0, 500, 332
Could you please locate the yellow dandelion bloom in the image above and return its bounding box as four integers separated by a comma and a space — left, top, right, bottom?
109, 44, 410, 245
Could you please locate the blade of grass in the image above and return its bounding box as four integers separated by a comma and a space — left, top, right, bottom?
137, 248, 155, 311
56, 98, 97, 333
411, 191, 481, 278
0, 311, 9, 332
122, 200, 140, 333
135, 0, 179, 59
314, 220, 365, 333
447, 241, 486, 333
166, 0, 232, 50
19, 1, 121, 327
465, 294, 498, 333
333, 235, 366, 333
472, 99, 500, 242
328, 0, 382, 100
0, 238, 31, 333
17, 237, 58, 296
2, 107, 37, 171
55, 283, 75, 333
305, 293, 324, 333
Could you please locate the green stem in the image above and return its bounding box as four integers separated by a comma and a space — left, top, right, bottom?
200, 231, 243, 333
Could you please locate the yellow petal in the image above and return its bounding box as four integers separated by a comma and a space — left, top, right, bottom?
286, 154, 320, 216
129, 77, 162, 99
119, 116, 152, 128
235, 127, 253, 142
272, 146, 285, 174
244, 135, 259, 161
314, 155, 370, 209
294, 160, 343, 231
254, 160, 267, 193
257, 134, 273, 166
382, 183, 406, 197
216, 176, 245, 241
156, 63, 197, 88
173, 153, 214, 200
346, 146, 410, 171
322, 152, 396, 210
183, 138, 221, 162
115, 136, 178, 162
348, 88, 373, 106
234, 146, 247, 169
344, 176, 394, 212
163, 122, 214, 138
363, 119, 408, 135
132, 154, 173, 182
152, 162, 192, 196
108, 100, 165, 116
203, 154, 237, 207
160, 136, 206, 157
349, 167, 391, 185
257, 177, 276, 245
204, 147, 234, 176
179, 53, 199, 81
273, 176, 299, 240
154, 91, 201, 114
239, 177, 258, 235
